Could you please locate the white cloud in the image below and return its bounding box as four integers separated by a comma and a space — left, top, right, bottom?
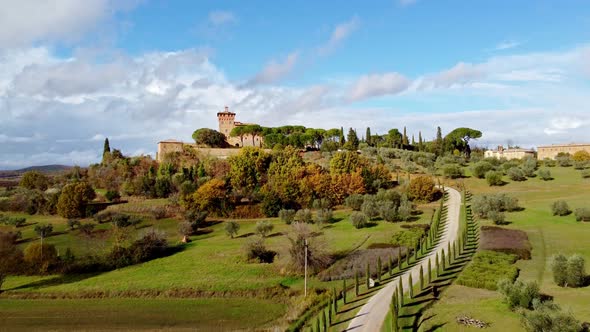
0, 0, 138, 47
208, 10, 236, 26
495, 40, 521, 51
347, 72, 410, 101
318, 17, 360, 55
248, 52, 299, 85
420, 62, 485, 89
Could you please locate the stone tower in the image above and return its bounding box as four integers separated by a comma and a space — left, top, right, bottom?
217, 106, 236, 137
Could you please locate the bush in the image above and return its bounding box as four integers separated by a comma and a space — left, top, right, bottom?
507, 167, 526, 181
551, 200, 571, 216
260, 193, 282, 217
551, 254, 568, 287
566, 254, 586, 288
397, 194, 413, 221
78, 223, 95, 237
255, 220, 274, 237
312, 198, 332, 210
350, 212, 369, 229
104, 190, 121, 202
543, 159, 557, 167
279, 209, 296, 224
245, 238, 276, 263
497, 279, 541, 310
472, 161, 495, 179
391, 227, 424, 248
294, 209, 313, 224
378, 201, 398, 222
224, 221, 240, 238
573, 161, 588, 170
538, 169, 552, 181
522, 300, 583, 332
408, 175, 437, 202
472, 194, 520, 218
442, 164, 464, 179
67, 219, 80, 230
485, 170, 503, 186
344, 194, 364, 211
361, 198, 379, 219
574, 208, 590, 222
581, 169, 590, 179
556, 154, 572, 167
0, 214, 26, 227
150, 206, 168, 220
127, 229, 168, 264
23, 242, 58, 273
457, 251, 518, 290
315, 209, 333, 225
488, 210, 506, 225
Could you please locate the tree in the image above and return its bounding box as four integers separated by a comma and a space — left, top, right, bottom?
566, 254, 585, 288
387, 129, 402, 148
24, 242, 57, 273
19, 171, 49, 191
34, 224, 53, 245
228, 147, 271, 194
434, 127, 444, 156
339, 127, 346, 147
184, 179, 231, 215
102, 137, 111, 162
56, 182, 96, 218
472, 161, 494, 179
344, 194, 364, 211
287, 222, 330, 273
350, 212, 368, 229
485, 170, 504, 186
365, 127, 372, 146
229, 126, 246, 147
294, 209, 313, 224
224, 221, 240, 238
255, 220, 274, 237
538, 169, 552, 181
408, 175, 437, 202
278, 209, 296, 224
418, 131, 424, 151
522, 300, 582, 332
572, 150, 590, 162
192, 128, 228, 148
444, 127, 482, 157
551, 200, 571, 216
343, 128, 359, 151
402, 127, 409, 146
551, 254, 568, 287
507, 167, 526, 181
0, 231, 24, 293
315, 209, 333, 225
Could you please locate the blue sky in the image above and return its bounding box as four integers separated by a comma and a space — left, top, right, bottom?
1, 0, 590, 168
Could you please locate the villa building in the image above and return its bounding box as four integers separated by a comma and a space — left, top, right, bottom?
537, 143, 590, 160
484, 146, 535, 160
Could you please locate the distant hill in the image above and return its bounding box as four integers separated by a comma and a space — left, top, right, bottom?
0, 165, 73, 179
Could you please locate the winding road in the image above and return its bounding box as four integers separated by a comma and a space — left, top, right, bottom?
345, 187, 462, 332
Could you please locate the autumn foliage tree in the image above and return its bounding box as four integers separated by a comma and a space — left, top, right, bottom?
183, 178, 231, 216
19, 171, 49, 191
408, 175, 438, 202
56, 182, 96, 218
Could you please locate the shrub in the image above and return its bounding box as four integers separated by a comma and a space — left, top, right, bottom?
150, 206, 168, 220
581, 169, 590, 179
472, 194, 520, 218
279, 209, 296, 224
551, 200, 571, 216
0, 215, 26, 227
104, 190, 121, 202
224, 221, 240, 238
551, 254, 568, 287
391, 227, 424, 248
574, 208, 590, 222
497, 279, 541, 310
472, 161, 494, 179
294, 209, 313, 224
23, 242, 58, 273
573, 161, 588, 170
488, 210, 506, 225
361, 198, 379, 219
34, 224, 53, 240
507, 167, 526, 181
538, 169, 552, 181
408, 175, 437, 202
442, 164, 464, 179
245, 238, 276, 263
312, 198, 332, 210
56, 182, 96, 218
315, 209, 333, 225
378, 201, 398, 222
485, 170, 503, 186
255, 220, 274, 237
350, 212, 369, 229
127, 229, 168, 264
260, 193, 282, 217
397, 194, 413, 221
344, 194, 364, 211
543, 159, 557, 167
456, 251, 518, 290
556, 154, 572, 167
78, 223, 95, 237
566, 254, 586, 288
67, 219, 80, 230
522, 300, 583, 332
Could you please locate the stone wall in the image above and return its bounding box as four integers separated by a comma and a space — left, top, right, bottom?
156, 141, 268, 162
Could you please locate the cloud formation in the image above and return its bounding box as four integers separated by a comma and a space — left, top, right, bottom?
318, 17, 360, 55
248, 52, 299, 85
348, 72, 410, 101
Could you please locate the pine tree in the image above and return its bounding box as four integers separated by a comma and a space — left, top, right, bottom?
419, 265, 424, 290
408, 274, 414, 299
366, 127, 372, 146
355, 270, 359, 296
377, 257, 382, 282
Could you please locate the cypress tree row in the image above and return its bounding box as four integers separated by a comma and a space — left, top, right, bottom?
377, 257, 382, 282
408, 274, 414, 299
391, 290, 399, 332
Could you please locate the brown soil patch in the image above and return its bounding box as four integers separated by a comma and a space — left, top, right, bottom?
480, 226, 531, 259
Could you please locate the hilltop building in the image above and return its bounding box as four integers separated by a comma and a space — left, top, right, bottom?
218, 106, 263, 147
484, 146, 535, 160
156, 107, 263, 162
537, 143, 590, 160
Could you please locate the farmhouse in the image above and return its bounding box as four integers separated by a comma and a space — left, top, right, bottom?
537, 143, 590, 160
484, 146, 535, 160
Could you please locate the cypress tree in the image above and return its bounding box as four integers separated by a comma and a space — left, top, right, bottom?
355, 270, 359, 296
398, 277, 404, 306
328, 302, 332, 326
435, 252, 440, 277
453, 241, 457, 262
391, 290, 399, 332
428, 258, 432, 284
343, 279, 347, 304
406, 248, 411, 265
408, 274, 414, 299
366, 262, 370, 289
316, 317, 320, 332
333, 287, 338, 312
447, 243, 451, 264
377, 257, 382, 282
339, 126, 345, 147
435, 126, 443, 156
414, 242, 419, 260
418, 131, 424, 151
411, 134, 415, 146
419, 265, 424, 290
389, 256, 393, 276
402, 126, 409, 146
366, 127, 372, 146
323, 310, 327, 331
442, 249, 446, 271
398, 249, 402, 269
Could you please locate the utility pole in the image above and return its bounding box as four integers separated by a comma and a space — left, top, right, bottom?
304, 238, 308, 297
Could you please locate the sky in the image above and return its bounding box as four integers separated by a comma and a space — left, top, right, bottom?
1, 0, 590, 169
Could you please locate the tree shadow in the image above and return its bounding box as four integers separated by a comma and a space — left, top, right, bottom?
6, 272, 102, 291
236, 232, 254, 239
266, 232, 283, 238
423, 323, 447, 332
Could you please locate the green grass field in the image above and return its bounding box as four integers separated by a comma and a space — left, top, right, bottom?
423, 165, 590, 330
